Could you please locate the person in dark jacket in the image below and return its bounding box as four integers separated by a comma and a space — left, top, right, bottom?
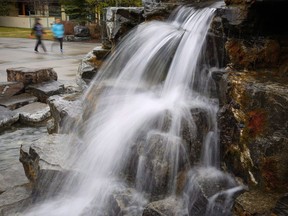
31, 18, 46, 53
51, 18, 64, 53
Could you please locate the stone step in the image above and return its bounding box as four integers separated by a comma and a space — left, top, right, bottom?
0, 93, 37, 110
7, 67, 57, 86
25, 81, 65, 103
15, 102, 51, 125
0, 82, 24, 98
0, 106, 19, 130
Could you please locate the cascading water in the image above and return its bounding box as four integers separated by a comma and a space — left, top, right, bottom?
23, 4, 244, 216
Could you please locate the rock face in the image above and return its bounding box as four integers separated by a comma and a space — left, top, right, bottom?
102, 7, 145, 49
76, 46, 110, 87
215, 0, 288, 214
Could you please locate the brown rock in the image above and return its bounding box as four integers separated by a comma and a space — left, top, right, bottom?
225, 39, 280, 70
19, 146, 40, 183
7, 67, 57, 86
0, 82, 24, 98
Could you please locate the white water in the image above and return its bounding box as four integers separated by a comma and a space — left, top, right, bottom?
23, 4, 242, 216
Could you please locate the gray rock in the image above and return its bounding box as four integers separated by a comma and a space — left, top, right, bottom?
6, 67, 57, 86
26, 81, 65, 103
102, 7, 144, 48
0, 93, 37, 110
143, 197, 185, 216
0, 106, 19, 130
0, 164, 29, 194
74, 25, 90, 37
15, 102, 50, 125
47, 94, 83, 133
30, 134, 70, 170
0, 185, 32, 216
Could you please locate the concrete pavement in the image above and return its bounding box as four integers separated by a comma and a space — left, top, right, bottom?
0, 38, 99, 84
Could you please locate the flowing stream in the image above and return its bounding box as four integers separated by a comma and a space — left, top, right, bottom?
24, 4, 243, 216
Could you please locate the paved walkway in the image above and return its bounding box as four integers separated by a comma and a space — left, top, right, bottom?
0, 38, 99, 83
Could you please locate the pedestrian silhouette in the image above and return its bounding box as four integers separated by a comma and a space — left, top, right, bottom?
31, 18, 46, 53
51, 18, 64, 53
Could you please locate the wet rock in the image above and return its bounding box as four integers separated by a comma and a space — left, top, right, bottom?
47, 94, 83, 133
234, 189, 283, 216
142, 196, 185, 216
15, 102, 50, 125
25, 81, 65, 103
6, 67, 57, 86
184, 167, 244, 216
272, 194, 288, 216
181, 108, 210, 165
30, 134, 69, 170
225, 38, 280, 70
102, 7, 144, 48
0, 93, 37, 110
0, 106, 19, 130
0, 164, 29, 194
0, 82, 24, 98
77, 51, 102, 87
136, 132, 189, 199
219, 71, 288, 190
19, 146, 40, 183
0, 185, 32, 216
92, 46, 110, 59
76, 46, 110, 86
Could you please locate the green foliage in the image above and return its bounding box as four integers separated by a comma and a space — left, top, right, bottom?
60, 0, 94, 23
0, 0, 10, 16
60, 0, 142, 23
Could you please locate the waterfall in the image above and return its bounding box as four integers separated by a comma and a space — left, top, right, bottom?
23, 4, 243, 216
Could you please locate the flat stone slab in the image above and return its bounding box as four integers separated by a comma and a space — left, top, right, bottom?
26, 81, 65, 103
7, 67, 57, 86
0, 106, 19, 129
0, 93, 37, 110
15, 102, 51, 124
0, 82, 24, 98
0, 185, 31, 214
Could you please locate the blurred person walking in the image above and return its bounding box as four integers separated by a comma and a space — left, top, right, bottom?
31, 18, 46, 53
51, 18, 65, 53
